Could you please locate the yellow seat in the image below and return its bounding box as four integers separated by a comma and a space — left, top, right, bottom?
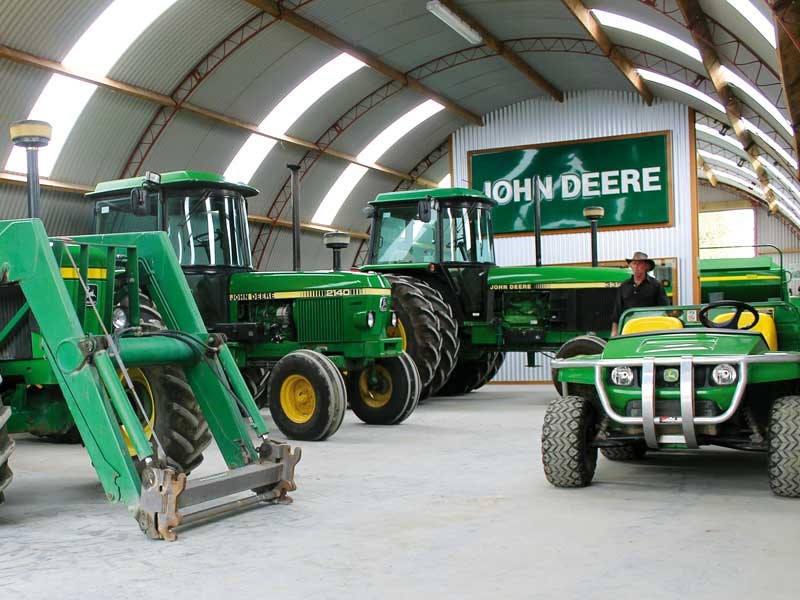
621, 316, 684, 335
713, 311, 778, 351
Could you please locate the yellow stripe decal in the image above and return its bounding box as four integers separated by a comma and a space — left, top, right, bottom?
490, 282, 623, 290
229, 288, 391, 301
60, 267, 108, 279
700, 275, 781, 282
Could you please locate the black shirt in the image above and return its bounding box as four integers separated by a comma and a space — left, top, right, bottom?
611, 275, 670, 324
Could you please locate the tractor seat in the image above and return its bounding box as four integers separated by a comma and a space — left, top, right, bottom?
621, 316, 684, 335
712, 311, 778, 351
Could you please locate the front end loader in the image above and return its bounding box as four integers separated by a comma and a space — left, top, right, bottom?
0, 219, 300, 540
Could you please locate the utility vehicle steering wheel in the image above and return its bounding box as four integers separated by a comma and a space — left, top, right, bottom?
698, 300, 760, 330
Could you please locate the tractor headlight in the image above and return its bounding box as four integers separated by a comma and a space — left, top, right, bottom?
366, 311, 376, 328
112, 307, 128, 331
390, 311, 398, 327
610, 366, 634, 386
712, 364, 737, 385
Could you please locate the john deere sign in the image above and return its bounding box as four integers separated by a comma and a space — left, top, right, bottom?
469, 132, 672, 234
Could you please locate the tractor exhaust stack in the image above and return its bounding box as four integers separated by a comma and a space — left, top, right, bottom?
10, 120, 51, 219
287, 163, 302, 271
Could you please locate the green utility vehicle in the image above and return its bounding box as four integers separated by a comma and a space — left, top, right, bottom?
87, 171, 418, 441
361, 187, 632, 397
0, 218, 299, 539
546, 255, 800, 497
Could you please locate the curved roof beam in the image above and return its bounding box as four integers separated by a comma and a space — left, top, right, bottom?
245, 0, 482, 126
560, 0, 654, 105
769, 0, 800, 177
432, 0, 563, 101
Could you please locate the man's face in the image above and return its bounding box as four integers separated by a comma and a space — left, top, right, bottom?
631, 260, 649, 278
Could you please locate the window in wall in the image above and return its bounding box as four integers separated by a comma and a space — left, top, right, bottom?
699, 208, 755, 258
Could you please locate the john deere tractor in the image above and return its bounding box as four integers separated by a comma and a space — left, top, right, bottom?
547, 253, 800, 496
361, 187, 631, 397
87, 171, 419, 441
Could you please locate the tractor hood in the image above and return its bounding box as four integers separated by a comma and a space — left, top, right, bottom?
602, 330, 769, 360
488, 265, 630, 290
229, 270, 391, 297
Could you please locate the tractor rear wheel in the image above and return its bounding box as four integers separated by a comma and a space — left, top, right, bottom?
600, 442, 647, 461
541, 394, 598, 487
0, 397, 14, 504
768, 395, 800, 497
422, 288, 460, 398
393, 352, 421, 424
347, 353, 419, 425
267, 350, 346, 441
551, 336, 606, 395
384, 275, 442, 393
436, 351, 501, 396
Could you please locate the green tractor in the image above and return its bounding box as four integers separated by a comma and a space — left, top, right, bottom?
0, 219, 300, 539
547, 253, 800, 496
360, 187, 632, 397
87, 171, 419, 441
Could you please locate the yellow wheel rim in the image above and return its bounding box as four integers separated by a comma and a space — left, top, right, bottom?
119, 368, 156, 456
280, 374, 316, 424
387, 318, 408, 351
358, 364, 393, 409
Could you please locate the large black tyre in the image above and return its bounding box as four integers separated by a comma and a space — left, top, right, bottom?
347, 354, 416, 425
768, 395, 800, 497
476, 351, 505, 389
421, 288, 460, 398
393, 352, 421, 424
436, 351, 499, 396
384, 275, 442, 392
600, 442, 647, 461
0, 397, 14, 504
551, 336, 606, 395
267, 350, 346, 441
541, 395, 598, 487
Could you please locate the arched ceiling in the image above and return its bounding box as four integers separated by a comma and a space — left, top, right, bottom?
1, 0, 799, 266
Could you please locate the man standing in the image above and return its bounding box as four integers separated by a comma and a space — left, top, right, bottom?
611, 251, 670, 336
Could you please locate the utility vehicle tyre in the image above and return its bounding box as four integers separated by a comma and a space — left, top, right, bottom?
551, 336, 607, 395
436, 351, 500, 396
347, 355, 415, 425
421, 288, 460, 398
267, 350, 346, 441
541, 394, 598, 487
393, 352, 422, 424
600, 442, 647, 461
0, 398, 14, 504
384, 275, 442, 392
768, 395, 800, 497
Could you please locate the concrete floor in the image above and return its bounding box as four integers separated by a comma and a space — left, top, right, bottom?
1, 385, 798, 599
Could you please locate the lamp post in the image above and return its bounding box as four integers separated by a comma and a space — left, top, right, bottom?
583, 206, 604, 267
324, 231, 350, 271
10, 120, 51, 218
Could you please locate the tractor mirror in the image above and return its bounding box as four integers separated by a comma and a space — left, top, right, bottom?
130, 188, 151, 216
416, 198, 431, 223
361, 205, 375, 219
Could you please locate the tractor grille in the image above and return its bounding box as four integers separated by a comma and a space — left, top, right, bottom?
0, 284, 33, 360
295, 298, 343, 342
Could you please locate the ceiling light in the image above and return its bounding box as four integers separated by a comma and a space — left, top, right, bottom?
592, 10, 701, 63
721, 66, 792, 138
726, 0, 776, 49
426, 0, 482, 45
637, 69, 725, 114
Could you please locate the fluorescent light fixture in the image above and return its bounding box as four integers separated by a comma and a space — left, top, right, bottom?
5, 0, 176, 176
726, 0, 776, 49
637, 69, 726, 114
697, 149, 757, 179
438, 173, 452, 187
592, 10, 701, 63
695, 123, 745, 153
741, 117, 799, 170
224, 52, 365, 183
312, 99, 445, 224
721, 66, 792, 138
426, 0, 482, 45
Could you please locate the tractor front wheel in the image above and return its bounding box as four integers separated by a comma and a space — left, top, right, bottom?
541, 394, 598, 487
768, 395, 800, 497
0, 397, 14, 504
347, 353, 420, 425
267, 350, 346, 441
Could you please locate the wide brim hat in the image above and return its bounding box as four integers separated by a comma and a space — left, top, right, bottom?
626, 251, 655, 271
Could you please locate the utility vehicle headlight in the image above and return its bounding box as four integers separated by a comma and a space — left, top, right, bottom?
112, 307, 128, 331
390, 311, 398, 327
712, 364, 737, 385
366, 311, 376, 328
611, 366, 634, 386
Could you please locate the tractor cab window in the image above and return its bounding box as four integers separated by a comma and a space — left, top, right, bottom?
371, 204, 439, 264
165, 189, 252, 268
95, 194, 158, 233
441, 204, 494, 264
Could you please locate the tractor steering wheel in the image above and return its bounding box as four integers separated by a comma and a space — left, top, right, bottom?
698, 300, 760, 330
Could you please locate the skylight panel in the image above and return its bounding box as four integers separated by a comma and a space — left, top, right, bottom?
695, 124, 745, 153
592, 10, 701, 63
726, 0, 776, 49
713, 170, 764, 195
741, 118, 799, 170
637, 69, 726, 114
762, 160, 800, 200
698, 149, 757, 180
224, 53, 366, 183
721, 67, 793, 138
5, 0, 176, 176
312, 100, 445, 225
438, 173, 452, 187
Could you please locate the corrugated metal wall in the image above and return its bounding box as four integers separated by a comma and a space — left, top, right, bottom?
756, 205, 800, 285
451, 90, 692, 382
